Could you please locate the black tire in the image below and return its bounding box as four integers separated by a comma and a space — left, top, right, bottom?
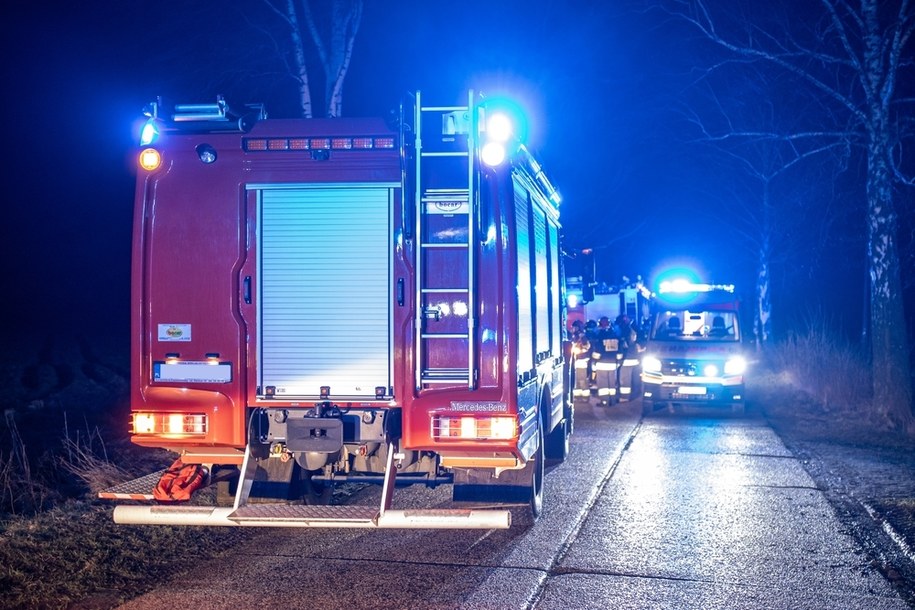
641, 400, 655, 417
526, 426, 545, 520
544, 416, 569, 464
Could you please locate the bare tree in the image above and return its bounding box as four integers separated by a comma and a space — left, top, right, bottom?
263, 0, 363, 117
666, 0, 915, 431
682, 87, 850, 348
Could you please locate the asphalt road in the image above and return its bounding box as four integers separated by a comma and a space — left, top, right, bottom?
118, 401, 911, 610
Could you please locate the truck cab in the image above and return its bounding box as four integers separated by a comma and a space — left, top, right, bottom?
640, 281, 747, 415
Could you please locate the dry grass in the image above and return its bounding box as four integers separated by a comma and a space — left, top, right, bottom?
0, 412, 58, 516
59, 418, 130, 496
0, 502, 254, 610
754, 322, 914, 447
0, 416, 254, 610
763, 321, 872, 410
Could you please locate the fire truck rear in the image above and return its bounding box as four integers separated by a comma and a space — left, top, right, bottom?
101, 91, 572, 529
640, 280, 748, 415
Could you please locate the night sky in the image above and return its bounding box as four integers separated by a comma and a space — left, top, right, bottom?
4, 1, 909, 345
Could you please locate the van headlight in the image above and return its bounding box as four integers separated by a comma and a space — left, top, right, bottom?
724, 356, 747, 375
642, 355, 662, 373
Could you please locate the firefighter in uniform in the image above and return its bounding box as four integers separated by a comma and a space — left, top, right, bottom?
592, 316, 619, 405
614, 313, 640, 401
571, 320, 592, 401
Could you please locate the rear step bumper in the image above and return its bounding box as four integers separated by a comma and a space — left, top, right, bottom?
113, 504, 511, 529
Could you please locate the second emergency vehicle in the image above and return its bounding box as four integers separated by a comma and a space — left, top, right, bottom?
640, 280, 747, 415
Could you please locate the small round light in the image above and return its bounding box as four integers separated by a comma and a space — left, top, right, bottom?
481, 141, 506, 166
703, 364, 719, 377
139, 148, 162, 171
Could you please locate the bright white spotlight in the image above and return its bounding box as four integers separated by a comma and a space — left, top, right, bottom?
481, 141, 506, 166
486, 113, 513, 142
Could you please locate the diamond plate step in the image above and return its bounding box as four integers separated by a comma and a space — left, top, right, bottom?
229, 504, 379, 524
97, 470, 165, 501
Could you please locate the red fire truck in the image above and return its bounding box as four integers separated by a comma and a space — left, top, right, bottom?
100, 91, 572, 529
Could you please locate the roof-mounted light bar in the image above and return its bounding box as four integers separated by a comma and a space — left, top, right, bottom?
243, 136, 395, 152
658, 280, 735, 294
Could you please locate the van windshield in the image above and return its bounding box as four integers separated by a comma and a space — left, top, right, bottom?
650, 310, 739, 341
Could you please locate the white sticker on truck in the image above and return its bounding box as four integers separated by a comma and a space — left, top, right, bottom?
158, 324, 192, 342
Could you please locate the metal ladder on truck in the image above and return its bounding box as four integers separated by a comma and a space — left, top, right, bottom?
414, 90, 476, 390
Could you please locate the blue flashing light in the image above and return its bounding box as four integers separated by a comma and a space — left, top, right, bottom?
479, 97, 528, 144
654, 266, 702, 290
140, 119, 159, 146
481, 141, 507, 166
658, 280, 734, 294
486, 112, 514, 142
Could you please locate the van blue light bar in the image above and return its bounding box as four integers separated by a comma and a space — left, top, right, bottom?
658, 280, 734, 294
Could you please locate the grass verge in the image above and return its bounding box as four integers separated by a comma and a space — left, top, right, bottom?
0, 501, 254, 610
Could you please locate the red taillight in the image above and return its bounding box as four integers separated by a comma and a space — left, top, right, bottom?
432, 415, 517, 441
132, 413, 207, 436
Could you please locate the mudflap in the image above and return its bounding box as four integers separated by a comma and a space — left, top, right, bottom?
248, 456, 297, 501
452, 466, 531, 504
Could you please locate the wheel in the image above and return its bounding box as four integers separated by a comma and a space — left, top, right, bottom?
526, 426, 545, 521
453, 428, 544, 524
544, 416, 569, 464
641, 400, 655, 417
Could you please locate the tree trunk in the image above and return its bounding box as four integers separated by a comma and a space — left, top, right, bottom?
755, 182, 772, 348
285, 0, 313, 118
324, 0, 361, 117
755, 236, 771, 349
866, 116, 914, 431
